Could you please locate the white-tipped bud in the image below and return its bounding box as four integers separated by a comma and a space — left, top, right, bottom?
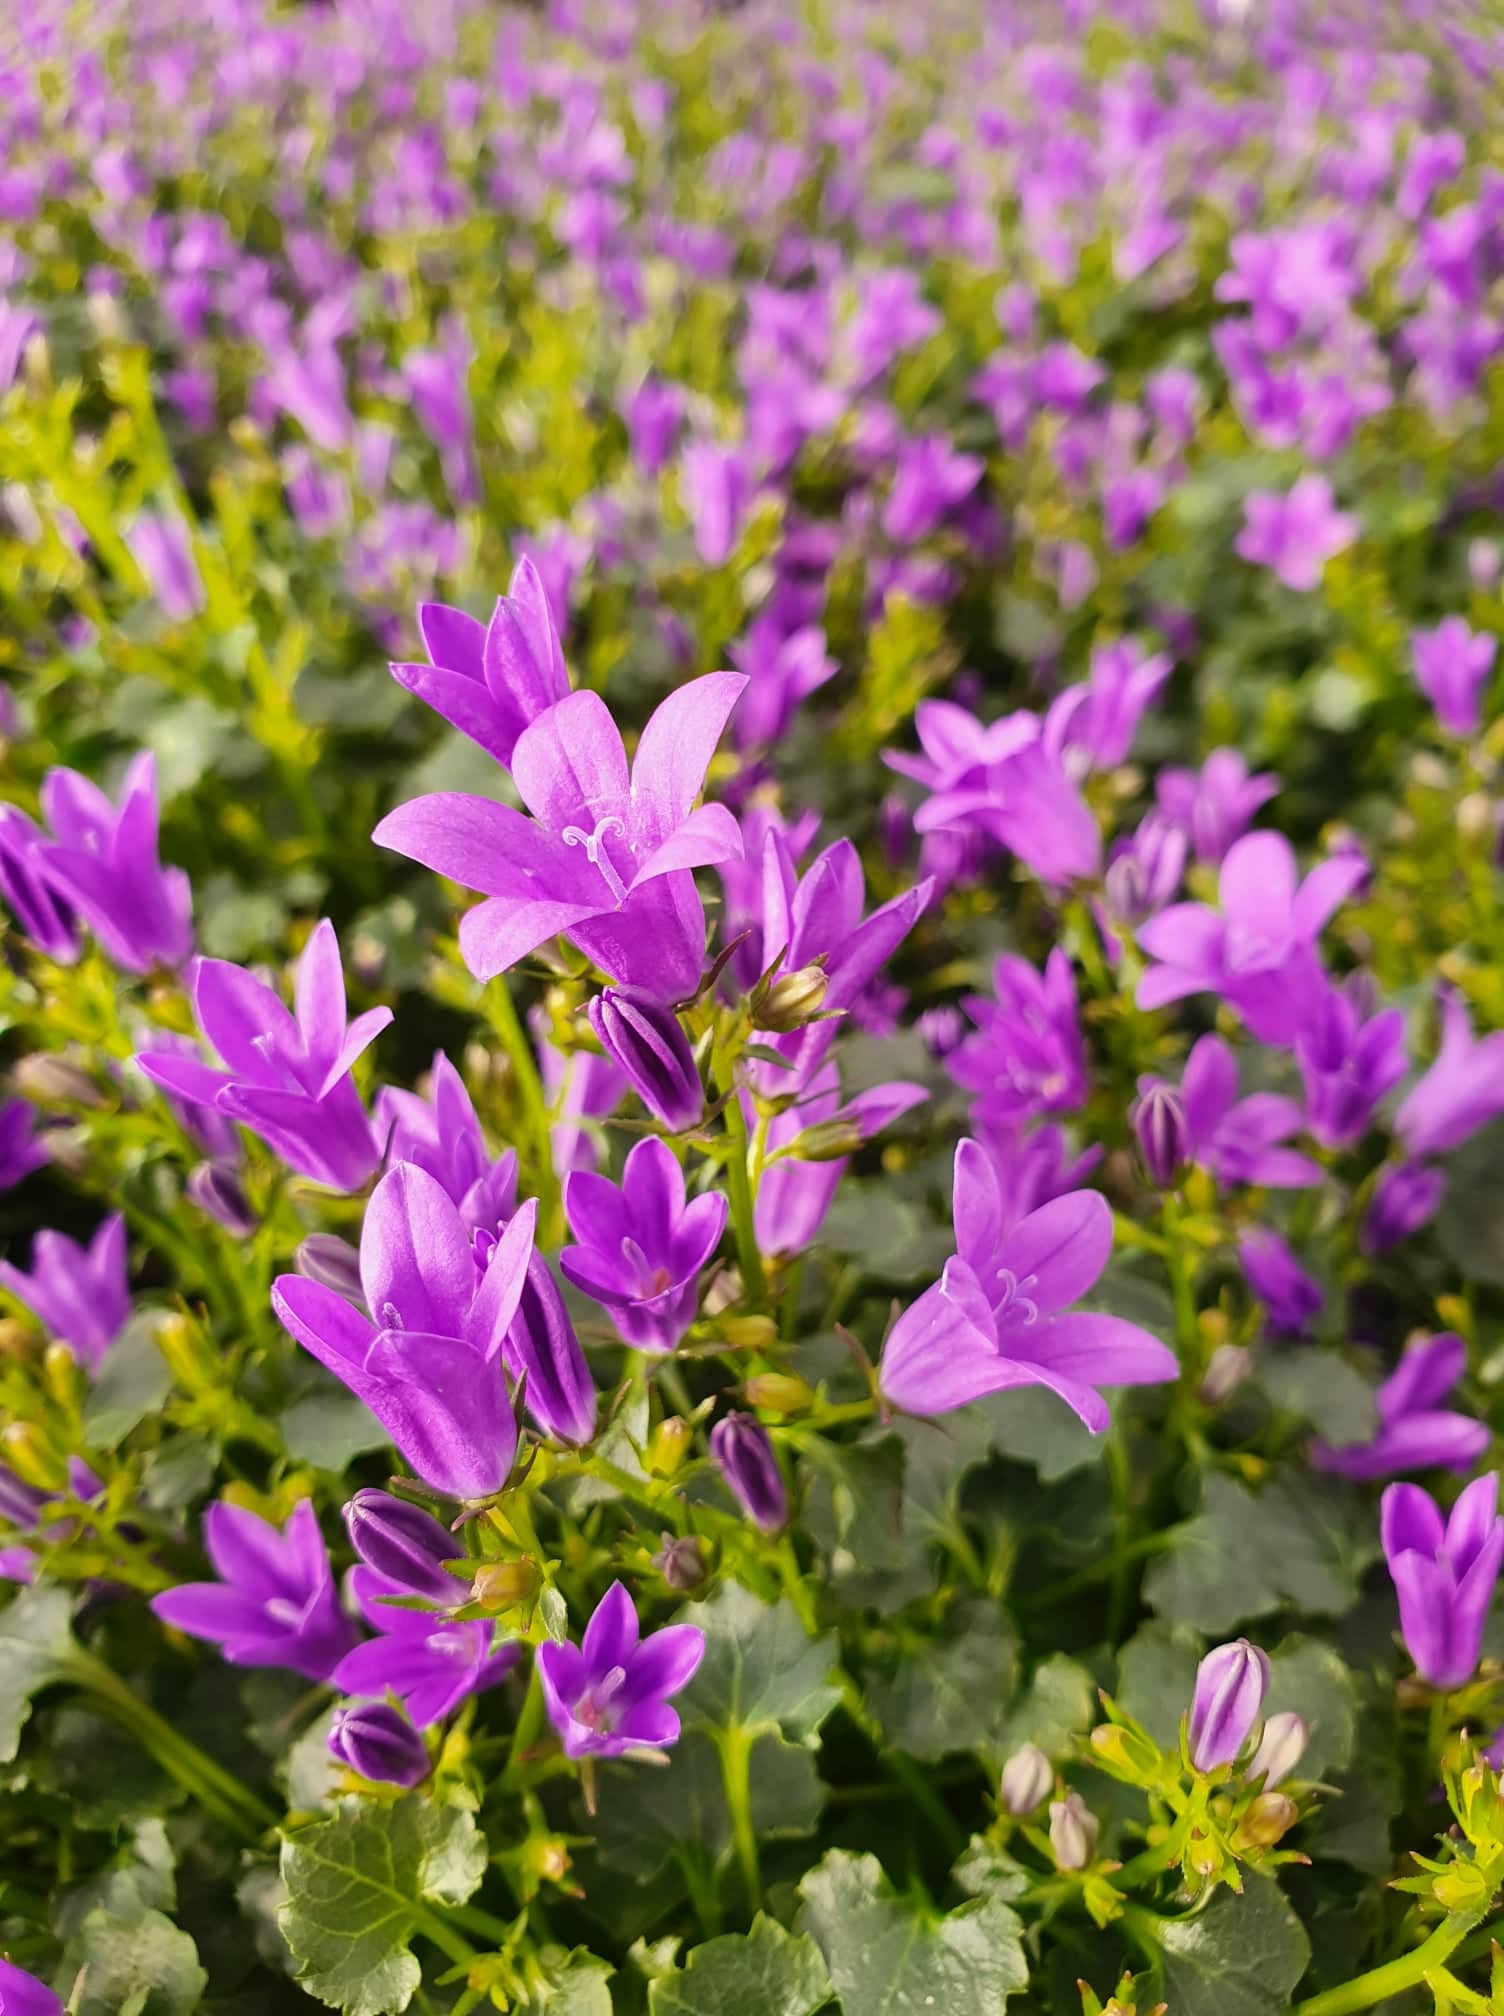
999, 1742, 1052, 1815
1246, 1710, 1309, 1789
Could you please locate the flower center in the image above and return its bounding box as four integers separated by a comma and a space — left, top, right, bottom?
561, 814, 628, 905
992, 1267, 1040, 1329
575, 1663, 628, 1731
622, 1236, 673, 1299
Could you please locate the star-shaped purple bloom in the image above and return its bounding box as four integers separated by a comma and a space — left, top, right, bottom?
1313, 1333, 1489, 1482
333, 1568, 520, 1728
1411, 616, 1496, 738
1154, 748, 1278, 866
946, 949, 1087, 1131
374, 674, 747, 1002
1382, 1473, 1504, 1691
0, 1099, 46, 1191
1395, 987, 1504, 1158
0, 1216, 129, 1371
561, 1137, 727, 1355
375, 1051, 518, 1233
537, 1581, 704, 1760
1235, 475, 1357, 592
37, 754, 192, 974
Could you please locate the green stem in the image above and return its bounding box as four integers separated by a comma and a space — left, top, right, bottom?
446, 1899, 520, 1945
674, 1844, 723, 1939
720, 1087, 767, 1308
1160, 1196, 1199, 1360
501, 1663, 549, 1791
1105, 1424, 1135, 1642
1293, 1912, 1486, 2016
719, 1724, 762, 1912
409, 1899, 480, 1968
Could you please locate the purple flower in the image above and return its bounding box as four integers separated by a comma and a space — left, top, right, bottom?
1395, 988, 1504, 1158
754, 1064, 927, 1257
126, 509, 204, 620
537, 1581, 704, 1760
710, 1413, 788, 1531
1188, 1639, 1270, 1772
623, 377, 684, 477
499, 1243, 599, 1448
1235, 475, 1357, 592
1132, 1084, 1191, 1188
1155, 748, 1279, 866
727, 619, 838, 751
1363, 1161, 1446, 1254
1143, 1035, 1319, 1189
0, 806, 79, 962
1295, 980, 1407, 1151
0, 1100, 45, 1191
1101, 815, 1187, 933
137, 921, 390, 1191
717, 804, 822, 989
1137, 831, 1364, 1046
187, 1159, 257, 1236
374, 674, 747, 1002
344, 1489, 462, 1603
1313, 1334, 1488, 1481
328, 1702, 430, 1788
0, 1216, 128, 1371
334, 1568, 520, 1728
1411, 617, 1496, 737
1044, 639, 1172, 774
914, 735, 1102, 888
375, 1052, 518, 1232
536, 1016, 627, 1175
388, 558, 569, 769
680, 442, 751, 566
152, 1501, 358, 1682
561, 1138, 726, 1355
139, 1030, 241, 1159
587, 989, 703, 1132
976, 1124, 1103, 1230
38, 755, 192, 974
272, 1166, 538, 1500
0, 1458, 103, 1585
880, 1139, 1177, 1429
0, 1958, 63, 2016
882, 434, 982, 543
1239, 1229, 1323, 1338
945, 950, 1087, 1131
403, 320, 477, 507
1382, 1474, 1504, 1690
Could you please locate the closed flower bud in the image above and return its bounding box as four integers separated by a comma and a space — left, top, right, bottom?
999, 1742, 1051, 1815
1189, 1639, 1270, 1772
0, 1422, 66, 1490
743, 1372, 813, 1415
1132, 1084, 1191, 1188
295, 1233, 368, 1309
1198, 1344, 1252, 1406
646, 1417, 693, 1477
344, 1489, 461, 1602
41, 1340, 85, 1412
751, 964, 829, 1033
186, 1159, 258, 1237
1088, 1722, 1158, 1780
653, 1531, 709, 1592
523, 1835, 573, 1886
328, 1703, 430, 1788
1049, 1792, 1099, 1870
719, 1314, 778, 1351
470, 1558, 540, 1609
1232, 1791, 1299, 1850
785, 1119, 865, 1162
1246, 1710, 1308, 1789
13, 1053, 105, 1107
709, 1412, 788, 1531
587, 987, 702, 1132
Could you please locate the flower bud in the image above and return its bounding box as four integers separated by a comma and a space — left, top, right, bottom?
1362, 1161, 1445, 1255
784, 1119, 864, 1162
646, 1417, 693, 1477
1188, 1639, 1270, 1772
587, 987, 702, 1131
750, 964, 829, 1033
999, 1742, 1051, 1815
470, 1558, 540, 1609
13, 1053, 105, 1107
1049, 1791, 1099, 1870
653, 1532, 709, 1593
1232, 1791, 1299, 1850
328, 1703, 430, 1788
0, 1422, 66, 1491
1246, 1710, 1308, 1789
743, 1372, 813, 1415
295, 1234, 368, 1309
1132, 1084, 1190, 1188
344, 1488, 461, 1602
186, 1159, 258, 1237
709, 1412, 788, 1531
718, 1314, 778, 1351
41, 1340, 85, 1413
1197, 1343, 1252, 1406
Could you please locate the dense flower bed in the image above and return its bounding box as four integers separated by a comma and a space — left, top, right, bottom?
1, 0, 1504, 2009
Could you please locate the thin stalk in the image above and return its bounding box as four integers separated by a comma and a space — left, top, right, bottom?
500, 1663, 549, 1791
1292, 1912, 1486, 2016
719, 1724, 762, 1912
719, 1088, 766, 1307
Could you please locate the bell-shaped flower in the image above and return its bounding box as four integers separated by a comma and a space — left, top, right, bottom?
1395, 987, 1504, 1158
754, 1064, 927, 1257
0, 1216, 128, 1371
138, 920, 391, 1192
880, 1140, 1177, 1429
272, 1165, 538, 1500
1137, 832, 1365, 1046
1296, 978, 1407, 1151
374, 673, 747, 1002
0, 1099, 46, 1192
37, 754, 192, 974
561, 1137, 727, 1354
1155, 747, 1278, 865
1142, 1035, 1320, 1190
538, 1581, 704, 1760
1382, 1474, 1504, 1690
388, 557, 569, 769
151, 1501, 358, 1682
0, 804, 79, 962
375, 1051, 518, 1232
333, 1567, 520, 1728
1313, 1333, 1488, 1481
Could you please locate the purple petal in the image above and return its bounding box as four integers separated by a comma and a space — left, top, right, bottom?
361, 1164, 476, 1338
629, 672, 748, 852
628, 801, 743, 889
582, 1580, 640, 1669
991, 1189, 1112, 1314
511, 691, 628, 833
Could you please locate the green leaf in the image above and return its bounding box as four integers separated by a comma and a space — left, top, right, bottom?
1153, 1874, 1311, 2016
595, 1729, 824, 1882
0, 1583, 77, 1762
982, 1387, 1103, 1480
995, 1654, 1096, 1764
1117, 1620, 1203, 1748
797, 1851, 1029, 2014
1142, 1473, 1376, 1631
1259, 1352, 1378, 1446
950, 1837, 1030, 1904
83, 1312, 175, 1447
514, 1948, 615, 2015
649, 1916, 832, 2016
1264, 1636, 1359, 1781
867, 1599, 1017, 1760
281, 1389, 391, 1469
677, 1586, 840, 1744
279, 1798, 487, 2015
55, 1817, 176, 1939
61, 1899, 207, 2016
